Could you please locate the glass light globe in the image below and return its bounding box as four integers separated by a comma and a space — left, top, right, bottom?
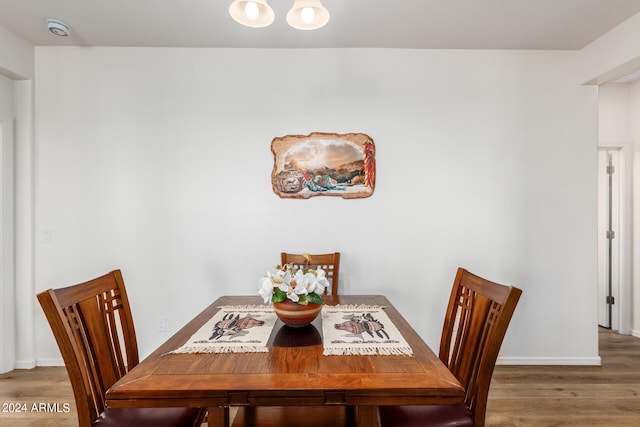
245, 1, 260, 20
301, 7, 315, 24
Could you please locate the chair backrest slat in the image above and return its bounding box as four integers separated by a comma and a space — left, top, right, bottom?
439, 268, 522, 427
281, 252, 341, 295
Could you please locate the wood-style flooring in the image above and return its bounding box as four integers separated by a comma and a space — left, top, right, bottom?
486, 327, 640, 426
1, 327, 638, 426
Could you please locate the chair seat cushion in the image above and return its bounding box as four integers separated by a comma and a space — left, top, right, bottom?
94, 407, 205, 427
378, 403, 473, 427
232, 406, 349, 427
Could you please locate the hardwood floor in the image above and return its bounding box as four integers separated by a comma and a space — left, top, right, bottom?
486, 327, 640, 426
1, 327, 638, 426
0, 366, 76, 426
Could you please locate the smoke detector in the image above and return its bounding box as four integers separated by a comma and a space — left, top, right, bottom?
46, 19, 71, 37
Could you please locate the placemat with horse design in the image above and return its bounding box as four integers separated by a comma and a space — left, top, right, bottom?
321, 305, 413, 356
169, 305, 277, 354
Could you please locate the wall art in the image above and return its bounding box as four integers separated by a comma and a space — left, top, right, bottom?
271, 132, 375, 199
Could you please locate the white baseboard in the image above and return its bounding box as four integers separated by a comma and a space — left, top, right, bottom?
23, 356, 609, 368
497, 356, 602, 366
631, 329, 640, 338
13, 359, 36, 369
35, 358, 64, 367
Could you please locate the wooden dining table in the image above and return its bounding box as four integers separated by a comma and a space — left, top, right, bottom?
105, 295, 464, 427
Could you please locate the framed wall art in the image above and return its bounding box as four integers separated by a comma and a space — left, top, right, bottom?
271, 132, 376, 199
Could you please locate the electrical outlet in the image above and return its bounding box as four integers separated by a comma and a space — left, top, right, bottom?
156, 315, 167, 332
40, 228, 52, 243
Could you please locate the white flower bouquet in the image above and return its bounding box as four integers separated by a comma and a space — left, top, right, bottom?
258, 263, 329, 305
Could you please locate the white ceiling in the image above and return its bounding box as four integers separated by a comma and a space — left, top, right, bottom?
1, 0, 640, 50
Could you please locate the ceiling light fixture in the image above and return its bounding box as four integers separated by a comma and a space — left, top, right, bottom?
229, 0, 329, 30
229, 0, 275, 28
286, 0, 330, 31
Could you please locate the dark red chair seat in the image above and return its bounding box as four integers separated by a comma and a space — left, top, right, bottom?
94, 407, 205, 427
378, 403, 473, 427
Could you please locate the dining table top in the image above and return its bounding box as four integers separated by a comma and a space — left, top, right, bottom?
105, 294, 464, 426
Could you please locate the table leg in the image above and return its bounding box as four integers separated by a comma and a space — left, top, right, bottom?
207, 406, 230, 427
346, 405, 357, 425
356, 405, 379, 427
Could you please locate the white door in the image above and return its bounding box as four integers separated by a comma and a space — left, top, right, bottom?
597, 149, 620, 330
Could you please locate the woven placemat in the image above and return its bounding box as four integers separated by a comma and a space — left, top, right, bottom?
168, 305, 277, 354
321, 305, 413, 356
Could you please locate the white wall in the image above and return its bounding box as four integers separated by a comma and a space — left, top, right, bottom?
13, 78, 35, 369
631, 81, 640, 140
32, 47, 599, 365
0, 74, 15, 373
0, 25, 34, 80
577, 12, 640, 85
599, 85, 631, 143
631, 81, 640, 337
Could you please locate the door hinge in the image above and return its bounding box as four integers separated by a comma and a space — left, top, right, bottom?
607, 165, 615, 174
606, 295, 615, 305
607, 230, 615, 239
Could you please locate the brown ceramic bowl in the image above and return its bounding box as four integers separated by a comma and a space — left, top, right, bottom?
273, 299, 322, 328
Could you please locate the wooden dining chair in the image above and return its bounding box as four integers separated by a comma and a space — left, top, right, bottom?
378, 268, 522, 427
281, 252, 341, 295
37, 270, 206, 427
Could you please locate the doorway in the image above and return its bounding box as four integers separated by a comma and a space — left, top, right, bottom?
597, 148, 621, 330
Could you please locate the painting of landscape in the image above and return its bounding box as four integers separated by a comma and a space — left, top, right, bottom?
271, 132, 376, 199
